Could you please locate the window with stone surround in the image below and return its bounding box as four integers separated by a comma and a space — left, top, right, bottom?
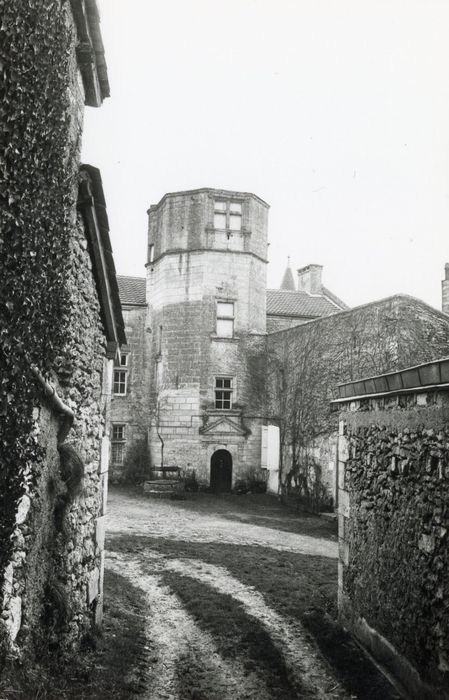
111, 424, 126, 465
214, 200, 242, 231
113, 352, 128, 395
216, 301, 234, 337
215, 377, 233, 409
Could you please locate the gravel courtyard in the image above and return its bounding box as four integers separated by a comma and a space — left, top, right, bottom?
99, 488, 403, 700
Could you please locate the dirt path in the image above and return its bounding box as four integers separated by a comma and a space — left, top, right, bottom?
104, 489, 402, 700
107, 490, 337, 557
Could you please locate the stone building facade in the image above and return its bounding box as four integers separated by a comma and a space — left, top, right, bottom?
112, 189, 351, 486
146, 188, 269, 487
1, 1, 124, 661
110, 277, 151, 481
112, 185, 449, 498
335, 358, 449, 699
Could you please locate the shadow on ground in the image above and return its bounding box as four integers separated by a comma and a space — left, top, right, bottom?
108, 534, 402, 700
0, 571, 147, 699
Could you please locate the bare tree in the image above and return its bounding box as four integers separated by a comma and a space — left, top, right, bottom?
267, 298, 449, 508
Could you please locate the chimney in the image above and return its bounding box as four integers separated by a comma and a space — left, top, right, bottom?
297, 264, 323, 294
442, 263, 449, 314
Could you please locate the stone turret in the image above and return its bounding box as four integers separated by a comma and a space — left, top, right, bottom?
145, 188, 270, 489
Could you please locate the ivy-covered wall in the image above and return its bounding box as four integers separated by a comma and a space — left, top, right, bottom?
266, 296, 449, 502
0, 0, 81, 586
338, 391, 449, 698
0, 0, 111, 659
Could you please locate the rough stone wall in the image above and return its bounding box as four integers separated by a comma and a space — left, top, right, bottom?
2, 215, 109, 656
266, 315, 309, 333
1, 1, 111, 661
110, 304, 150, 480
338, 390, 449, 698
51, 214, 109, 645
267, 296, 449, 501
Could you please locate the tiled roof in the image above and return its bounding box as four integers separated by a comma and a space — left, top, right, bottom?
116, 274, 344, 318
322, 286, 350, 311
266, 289, 341, 318
117, 276, 146, 305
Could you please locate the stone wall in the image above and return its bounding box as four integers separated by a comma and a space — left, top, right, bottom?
267, 295, 449, 503
2, 214, 111, 656
337, 369, 449, 699
266, 315, 309, 333
110, 304, 150, 481
0, 0, 114, 662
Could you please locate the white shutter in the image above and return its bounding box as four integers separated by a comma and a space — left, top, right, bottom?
261, 425, 268, 468
267, 425, 280, 470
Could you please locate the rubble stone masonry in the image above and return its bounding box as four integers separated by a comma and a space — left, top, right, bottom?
2, 216, 111, 656
1, 0, 116, 661
337, 371, 449, 699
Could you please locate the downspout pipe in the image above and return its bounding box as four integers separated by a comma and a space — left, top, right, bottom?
31, 366, 74, 444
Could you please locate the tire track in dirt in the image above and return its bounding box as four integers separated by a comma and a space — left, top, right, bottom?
106, 554, 275, 700
108, 550, 352, 699
157, 554, 349, 699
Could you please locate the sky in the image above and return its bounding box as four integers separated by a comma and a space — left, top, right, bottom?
82, 0, 449, 309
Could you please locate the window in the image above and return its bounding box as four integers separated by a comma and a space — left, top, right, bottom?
148, 244, 154, 263
111, 424, 126, 465
214, 200, 242, 231
215, 377, 233, 409
113, 370, 127, 394
216, 301, 234, 337
114, 353, 128, 395
158, 325, 163, 355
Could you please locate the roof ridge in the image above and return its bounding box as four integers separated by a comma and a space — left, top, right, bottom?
267, 288, 309, 295
321, 285, 349, 310
117, 274, 146, 280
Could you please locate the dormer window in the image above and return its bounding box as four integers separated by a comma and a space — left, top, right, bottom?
214, 200, 242, 232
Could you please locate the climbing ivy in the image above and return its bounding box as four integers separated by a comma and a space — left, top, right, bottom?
0, 0, 80, 589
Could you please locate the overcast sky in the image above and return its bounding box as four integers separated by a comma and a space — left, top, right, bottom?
82, 0, 449, 309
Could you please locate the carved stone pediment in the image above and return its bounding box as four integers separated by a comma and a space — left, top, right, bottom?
199, 416, 249, 436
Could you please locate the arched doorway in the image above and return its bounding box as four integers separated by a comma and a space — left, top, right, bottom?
210, 450, 232, 492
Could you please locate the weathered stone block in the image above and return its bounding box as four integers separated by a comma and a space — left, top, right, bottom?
87, 567, 100, 604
